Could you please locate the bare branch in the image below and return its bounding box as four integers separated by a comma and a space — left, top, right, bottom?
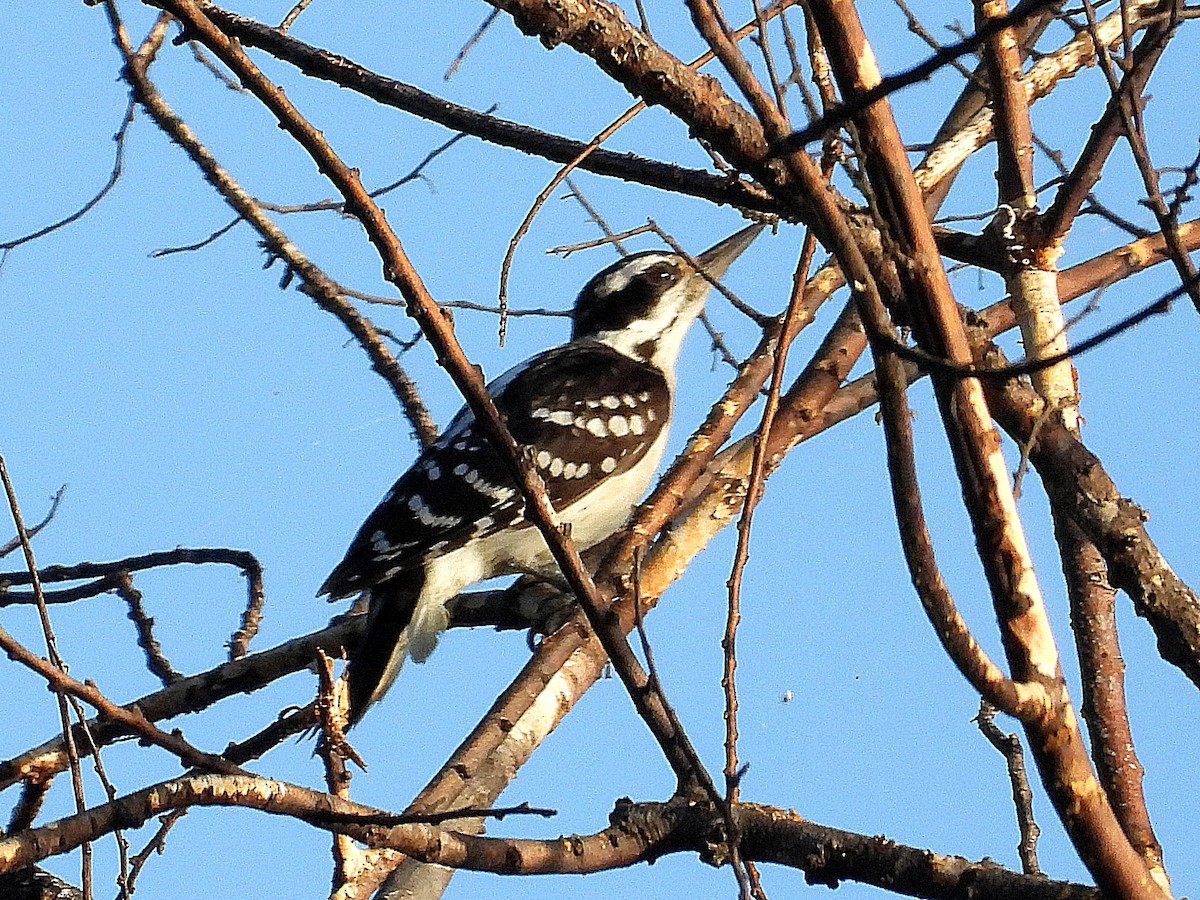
771, 0, 1062, 153
1054, 512, 1165, 879
807, 5, 1163, 895
0, 102, 135, 254
444, 10, 500, 81
0, 485, 65, 560
0, 773, 1102, 900
113, 572, 182, 687
102, 4, 439, 448
166, 3, 782, 215
976, 701, 1042, 874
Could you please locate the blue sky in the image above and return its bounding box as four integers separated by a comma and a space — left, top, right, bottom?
2, 2, 1197, 898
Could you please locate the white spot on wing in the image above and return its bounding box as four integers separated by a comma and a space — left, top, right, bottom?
548, 410, 574, 426
601, 395, 621, 409
629, 414, 646, 435
601, 456, 617, 474
586, 418, 608, 438
549, 457, 564, 477
536, 449, 552, 468
406, 493, 463, 529
472, 480, 517, 504
608, 415, 629, 436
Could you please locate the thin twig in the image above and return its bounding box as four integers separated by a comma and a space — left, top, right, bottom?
444, 10, 500, 80
1, 549, 268, 652
891, 0, 978, 80
861, 276, 1191, 381
698, 311, 741, 370
102, 2, 439, 449
722, 232, 817, 822
1078, 0, 1198, 312
0, 101, 135, 253
547, 224, 656, 257
0, 453, 93, 895
114, 572, 183, 687
227, 553, 266, 660
650, 220, 771, 325
630, 550, 663, 696
187, 41, 246, 92
279, 0, 315, 32
342, 287, 571, 319
976, 701, 1041, 875
151, 216, 242, 257
0, 484, 65, 558
563, 176, 628, 256
494, 0, 799, 340
125, 809, 187, 895
154, 127, 474, 259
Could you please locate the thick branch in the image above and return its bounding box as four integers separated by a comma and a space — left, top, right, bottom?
0, 774, 1100, 900
0, 617, 354, 790
175, 2, 782, 216
808, 4, 1163, 897
1054, 511, 1164, 879
0, 620, 241, 778
988, 376, 1200, 690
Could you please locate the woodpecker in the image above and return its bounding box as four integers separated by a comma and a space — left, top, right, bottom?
321, 224, 762, 725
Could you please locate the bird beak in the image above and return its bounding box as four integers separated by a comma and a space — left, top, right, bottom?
684, 223, 765, 302
695, 223, 765, 278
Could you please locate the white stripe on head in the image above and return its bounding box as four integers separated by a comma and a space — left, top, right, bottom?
592, 253, 676, 299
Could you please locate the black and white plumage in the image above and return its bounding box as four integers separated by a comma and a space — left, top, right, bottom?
321, 224, 762, 724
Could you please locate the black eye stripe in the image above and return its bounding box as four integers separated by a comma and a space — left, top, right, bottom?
640, 262, 679, 286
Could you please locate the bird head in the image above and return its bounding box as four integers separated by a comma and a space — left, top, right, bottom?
571, 224, 763, 373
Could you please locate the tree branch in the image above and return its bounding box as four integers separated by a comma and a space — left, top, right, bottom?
807, 4, 1163, 896
169, 2, 782, 216
103, 1, 438, 448
0, 773, 1102, 900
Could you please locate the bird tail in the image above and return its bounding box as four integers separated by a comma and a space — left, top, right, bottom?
346, 570, 424, 728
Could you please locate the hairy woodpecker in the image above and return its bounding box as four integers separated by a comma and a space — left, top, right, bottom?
321, 224, 761, 724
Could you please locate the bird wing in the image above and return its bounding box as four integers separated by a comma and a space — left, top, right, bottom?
319, 341, 670, 599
